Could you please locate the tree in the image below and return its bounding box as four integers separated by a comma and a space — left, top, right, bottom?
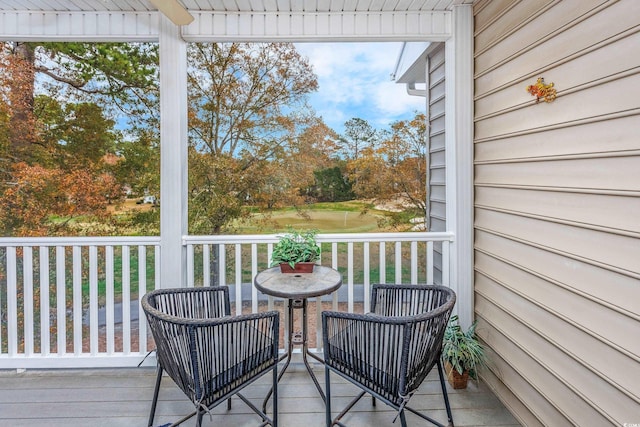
0, 162, 121, 236
339, 117, 378, 161
341, 112, 427, 222
347, 145, 386, 199
281, 115, 340, 202
187, 42, 319, 234
113, 128, 160, 198
0, 95, 127, 236
308, 165, 354, 202
1, 42, 158, 160
339, 117, 380, 193
0, 41, 159, 236
378, 112, 428, 216
35, 96, 117, 169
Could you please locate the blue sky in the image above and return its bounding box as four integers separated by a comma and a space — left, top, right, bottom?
294, 42, 425, 135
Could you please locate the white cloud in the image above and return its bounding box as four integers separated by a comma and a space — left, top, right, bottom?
295, 42, 425, 133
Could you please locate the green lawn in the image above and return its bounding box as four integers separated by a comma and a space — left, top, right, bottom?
236, 201, 389, 234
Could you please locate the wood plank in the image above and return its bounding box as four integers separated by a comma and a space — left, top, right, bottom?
0, 364, 520, 427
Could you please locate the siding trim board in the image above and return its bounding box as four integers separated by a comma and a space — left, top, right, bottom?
476, 74, 640, 140
475, 231, 639, 318
475, 148, 640, 164
476, 203, 640, 240
475, 186, 640, 235
475, 5, 639, 99
475, 304, 597, 426
474, 107, 640, 144
476, 183, 640, 198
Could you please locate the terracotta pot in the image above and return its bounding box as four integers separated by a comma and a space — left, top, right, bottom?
445, 362, 469, 389
279, 262, 315, 273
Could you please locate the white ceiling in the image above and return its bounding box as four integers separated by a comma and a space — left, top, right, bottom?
0, 0, 471, 14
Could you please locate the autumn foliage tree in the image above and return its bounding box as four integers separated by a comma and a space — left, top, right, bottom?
187, 42, 319, 233
383, 112, 428, 216
343, 113, 427, 219
0, 41, 159, 236
0, 163, 120, 236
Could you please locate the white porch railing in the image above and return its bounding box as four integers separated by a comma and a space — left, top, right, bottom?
0, 232, 453, 369
0, 236, 161, 369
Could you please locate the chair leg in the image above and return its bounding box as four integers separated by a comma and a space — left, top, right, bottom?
227, 398, 232, 410
272, 365, 278, 427
400, 410, 408, 427
437, 359, 455, 426
325, 366, 332, 427
148, 366, 163, 427
196, 409, 204, 427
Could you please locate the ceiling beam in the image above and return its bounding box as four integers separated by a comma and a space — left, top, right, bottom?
148, 0, 194, 26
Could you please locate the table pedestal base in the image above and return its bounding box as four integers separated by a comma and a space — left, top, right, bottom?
262, 298, 325, 413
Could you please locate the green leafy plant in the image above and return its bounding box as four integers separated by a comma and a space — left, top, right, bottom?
270, 229, 321, 269
442, 315, 487, 380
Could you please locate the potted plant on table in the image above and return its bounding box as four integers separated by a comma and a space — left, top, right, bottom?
270, 229, 321, 273
441, 315, 487, 389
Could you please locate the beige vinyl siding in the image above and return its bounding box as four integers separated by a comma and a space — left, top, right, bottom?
473, 0, 640, 425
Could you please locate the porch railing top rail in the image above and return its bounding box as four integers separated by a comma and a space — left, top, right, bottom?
0, 236, 161, 246
183, 231, 454, 245
0, 232, 453, 247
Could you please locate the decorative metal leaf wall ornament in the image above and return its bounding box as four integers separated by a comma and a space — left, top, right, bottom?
526, 77, 557, 103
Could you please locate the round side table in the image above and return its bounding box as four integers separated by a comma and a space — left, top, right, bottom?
254, 265, 342, 407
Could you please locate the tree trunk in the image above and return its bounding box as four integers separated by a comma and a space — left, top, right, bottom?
8, 42, 37, 160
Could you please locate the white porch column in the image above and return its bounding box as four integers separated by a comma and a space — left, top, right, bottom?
445, 4, 474, 329
158, 17, 188, 288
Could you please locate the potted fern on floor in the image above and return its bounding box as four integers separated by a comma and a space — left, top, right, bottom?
271, 229, 321, 273
441, 315, 487, 389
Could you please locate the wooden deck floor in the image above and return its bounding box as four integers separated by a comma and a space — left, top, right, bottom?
0, 359, 521, 427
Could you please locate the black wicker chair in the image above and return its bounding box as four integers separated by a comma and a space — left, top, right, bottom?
322, 284, 456, 427
142, 287, 280, 427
